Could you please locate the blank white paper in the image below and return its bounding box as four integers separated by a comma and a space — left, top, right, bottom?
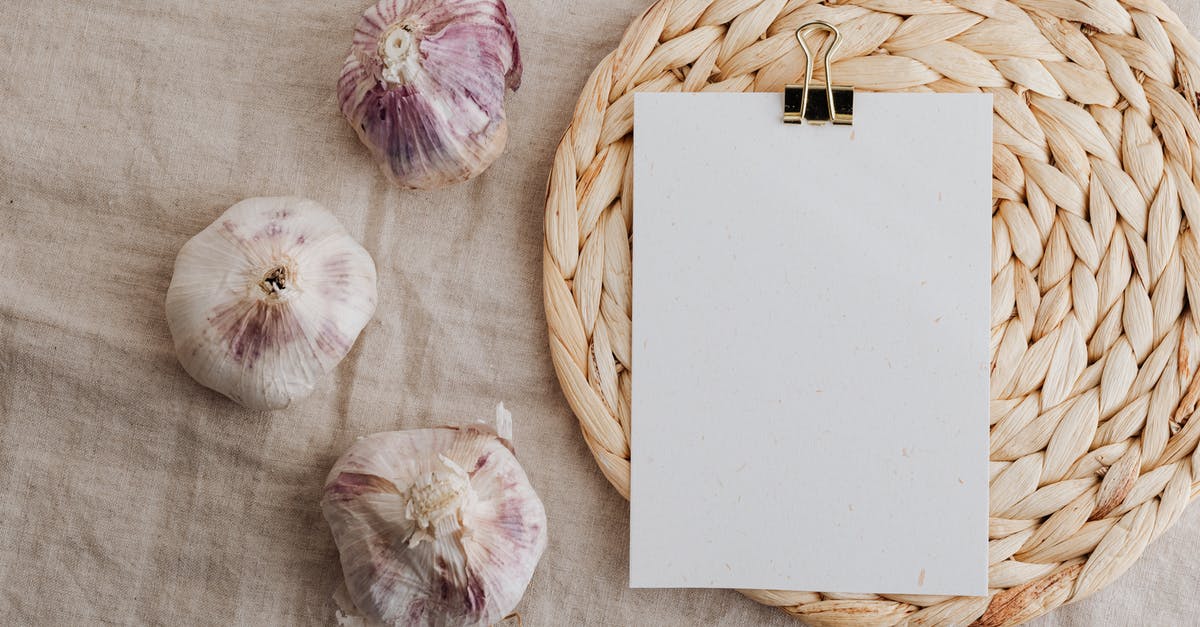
630, 92, 991, 596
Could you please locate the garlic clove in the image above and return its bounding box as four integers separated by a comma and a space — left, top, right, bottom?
322, 416, 546, 626
338, 0, 521, 190
166, 197, 377, 410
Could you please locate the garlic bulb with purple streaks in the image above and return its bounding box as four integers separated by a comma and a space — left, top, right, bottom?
165, 197, 377, 410
338, 0, 521, 189
322, 405, 546, 626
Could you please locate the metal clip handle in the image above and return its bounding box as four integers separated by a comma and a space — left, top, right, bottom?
783, 21, 854, 125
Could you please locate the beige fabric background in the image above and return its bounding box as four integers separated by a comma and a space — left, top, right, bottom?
1, 1, 1197, 625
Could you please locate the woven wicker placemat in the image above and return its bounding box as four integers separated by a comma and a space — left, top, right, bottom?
543, 1, 1200, 624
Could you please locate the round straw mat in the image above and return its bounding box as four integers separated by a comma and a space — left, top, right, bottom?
543, 1, 1200, 624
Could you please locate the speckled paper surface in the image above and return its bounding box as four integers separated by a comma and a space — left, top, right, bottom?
631, 92, 991, 596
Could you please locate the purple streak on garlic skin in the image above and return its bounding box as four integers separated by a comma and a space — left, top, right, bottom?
327, 472, 404, 498
209, 298, 300, 366
338, 0, 521, 189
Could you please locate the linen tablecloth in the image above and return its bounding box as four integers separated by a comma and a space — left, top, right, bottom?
1, 1, 1198, 624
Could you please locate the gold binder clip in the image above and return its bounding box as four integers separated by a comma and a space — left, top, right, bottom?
784, 21, 854, 125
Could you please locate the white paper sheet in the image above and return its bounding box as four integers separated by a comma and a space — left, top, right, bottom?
630, 92, 992, 596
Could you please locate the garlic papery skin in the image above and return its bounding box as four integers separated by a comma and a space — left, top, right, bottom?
322, 409, 546, 626
165, 197, 377, 411
338, 0, 521, 190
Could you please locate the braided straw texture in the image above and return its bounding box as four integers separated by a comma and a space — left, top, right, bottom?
543, 0, 1200, 624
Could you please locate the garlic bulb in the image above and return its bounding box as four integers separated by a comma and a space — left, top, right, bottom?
322, 406, 546, 626
338, 0, 522, 189
166, 197, 377, 410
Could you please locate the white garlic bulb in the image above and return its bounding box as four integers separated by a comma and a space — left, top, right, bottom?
338, 0, 521, 189
322, 406, 547, 626
166, 197, 377, 410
